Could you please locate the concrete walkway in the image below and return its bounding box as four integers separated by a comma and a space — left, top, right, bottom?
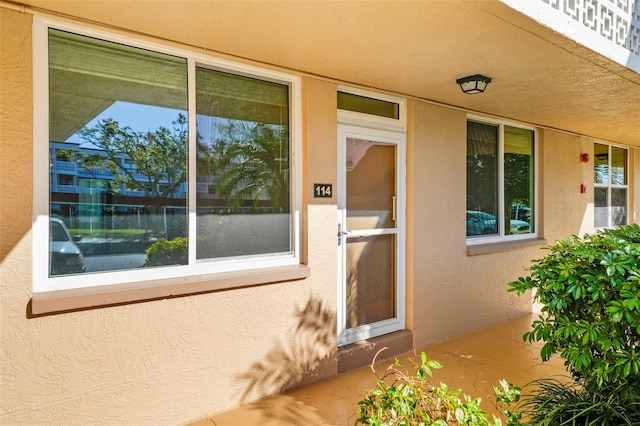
185, 314, 568, 425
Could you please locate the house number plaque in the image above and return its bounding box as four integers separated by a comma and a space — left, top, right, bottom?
313, 183, 332, 198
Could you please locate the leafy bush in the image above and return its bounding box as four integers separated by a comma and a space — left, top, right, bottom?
145, 237, 187, 266
355, 349, 508, 426
508, 378, 640, 426
506, 224, 640, 424
508, 224, 640, 389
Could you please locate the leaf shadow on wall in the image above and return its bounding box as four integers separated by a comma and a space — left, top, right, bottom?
238, 296, 337, 404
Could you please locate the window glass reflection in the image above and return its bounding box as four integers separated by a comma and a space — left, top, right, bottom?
195, 67, 291, 259
48, 29, 188, 276
611, 188, 627, 227
594, 143, 609, 184
504, 126, 534, 235
466, 121, 498, 236
594, 188, 608, 228
611, 146, 627, 185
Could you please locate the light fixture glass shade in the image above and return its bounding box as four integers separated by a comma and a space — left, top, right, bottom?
456, 74, 492, 94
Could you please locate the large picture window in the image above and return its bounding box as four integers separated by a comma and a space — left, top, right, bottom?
34, 20, 300, 292
594, 143, 628, 228
466, 119, 536, 241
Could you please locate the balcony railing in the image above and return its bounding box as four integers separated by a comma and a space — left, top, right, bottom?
50, 184, 79, 193
504, 0, 640, 72
77, 167, 114, 179
542, 0, 640, 54
51, 160, 78, 174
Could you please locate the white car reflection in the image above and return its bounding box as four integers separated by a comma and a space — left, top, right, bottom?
467, 210, 530, 235
49, 217, 86, 275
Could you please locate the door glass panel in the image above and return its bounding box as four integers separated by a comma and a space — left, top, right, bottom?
346, 139, 395, 230
346, 234, 396, 329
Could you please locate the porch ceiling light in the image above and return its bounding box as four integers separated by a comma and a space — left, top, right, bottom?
456, 74, 492, 94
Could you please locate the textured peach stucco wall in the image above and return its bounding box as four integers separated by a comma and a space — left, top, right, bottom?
2, 3, 635, 424
633, 149, 639, 224
410, 102, 534, 347
0, 8, 338, 425
409, 104, 607, 348
541, 131, 595, 240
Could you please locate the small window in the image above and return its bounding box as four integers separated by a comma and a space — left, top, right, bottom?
594, 143, 628, 228
337, 91, 400, 119
466, 119, 536, 241
57, 175, 74, 186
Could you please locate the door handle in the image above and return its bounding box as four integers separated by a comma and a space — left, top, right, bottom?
337, 223, 350, 246
392, 195, 396, 222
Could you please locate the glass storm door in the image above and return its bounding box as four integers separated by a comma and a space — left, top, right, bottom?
337, 124, 405, 347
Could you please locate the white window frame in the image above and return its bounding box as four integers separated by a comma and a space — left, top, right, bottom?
594, 142, 629, 229
337, 85, 406, 132
466, 115, 539, 245
33, 17, 302, 293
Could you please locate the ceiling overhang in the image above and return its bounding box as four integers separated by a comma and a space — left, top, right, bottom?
10, 0, 640, 147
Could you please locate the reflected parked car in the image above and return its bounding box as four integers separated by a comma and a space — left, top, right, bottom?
510, 203, 531, 234
511, 203, 531, 223
467, 210, 531, 235
466, 210, 497, 235
49, 217, 86, 275
510, 219, 531, 234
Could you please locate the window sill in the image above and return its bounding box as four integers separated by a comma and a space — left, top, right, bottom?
466, 237, 547, 256
29, 264, 310, 317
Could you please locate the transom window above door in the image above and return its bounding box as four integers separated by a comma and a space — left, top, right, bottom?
337, 91, 399, 120
337, 86, 406, 132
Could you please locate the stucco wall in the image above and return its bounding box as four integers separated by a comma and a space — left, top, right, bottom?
634, 148, 639, 224
541, 131, 595, 240
2, 4, 637, 425
408, 105, 616, 348
0, 8, 338, 425
410, 102, 538, 348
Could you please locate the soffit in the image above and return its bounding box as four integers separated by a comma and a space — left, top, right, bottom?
15, 0, 640, 147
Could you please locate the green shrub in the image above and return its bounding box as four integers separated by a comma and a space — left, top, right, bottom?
508, 378, 640, 426
506, 224, 640, 424
355, 350, 508, 426
508, 224, 640, 389
145, 237, 187, 266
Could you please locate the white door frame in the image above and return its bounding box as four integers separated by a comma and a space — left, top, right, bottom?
337, 123, 406, 347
